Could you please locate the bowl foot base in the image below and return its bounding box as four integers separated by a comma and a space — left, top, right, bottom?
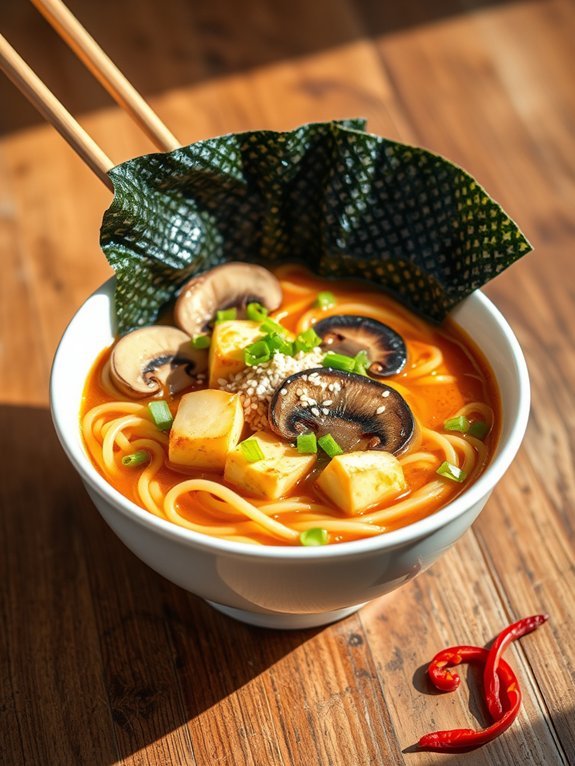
206, 600, 366, 629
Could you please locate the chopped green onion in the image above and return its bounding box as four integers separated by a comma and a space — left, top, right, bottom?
239, 438, 265, 463
191, 334, 211, 349
246, 302, 269, 322
314, 291, 336, 310
244, 339, 271, 366
297, 432, 318, 454
444, 415, 470, 434
353, 349, 370, 376
322, 351, 357, 373
216, 307, 237, 323
260, 317, 287, 336
147, 400, 174, 431
436, 461, 467, 483
294, 327, 322, 353
318, 433, 344, 458
265, 333, 294, 356
469, 420, 489, 440
300, 527, 329, 546
121, 450, 149, 467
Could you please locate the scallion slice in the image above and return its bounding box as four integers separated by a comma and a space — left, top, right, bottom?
216, 307, 237, 323
314, 291, 336, 310
239, 438, 265, 463
265, 333, 294, 356
246, 302, 269, 322
191, 334, 211, 349
444, 415, 470, 433
244, 339, 271, 366
436, 461, 467, 483
121, 450, 149, 467
260, 317, 287, 336
294, 327, 322, 353
147, 400, 174, 431
297, 432, 317, 454
300, 527, 329, 546
318, 433, 344, 458
353, 349, 370, 376
322, 351, 357, 373
469, 421, 489, 440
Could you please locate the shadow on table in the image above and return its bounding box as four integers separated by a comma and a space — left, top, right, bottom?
0, 0, 540, 136
0, 403, 325, 763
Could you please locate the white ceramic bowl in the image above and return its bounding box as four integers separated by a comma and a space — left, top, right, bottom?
50, 279, 530, 629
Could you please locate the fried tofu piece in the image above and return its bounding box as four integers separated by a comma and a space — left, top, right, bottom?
169, 389, 244, 471
316, 450, 406, 515
224, 431, 316, 500
208, 320, 263, 386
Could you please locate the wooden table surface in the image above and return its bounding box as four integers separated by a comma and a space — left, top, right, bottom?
1, 1, 574, 764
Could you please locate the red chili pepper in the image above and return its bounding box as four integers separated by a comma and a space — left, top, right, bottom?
418, 614, 548, 752
483, 613, 549, 721
419, 646, 520, 751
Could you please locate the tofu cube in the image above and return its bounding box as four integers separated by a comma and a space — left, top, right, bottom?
224, 431, 316, 500
169, 389, 244, 471
316, 451, 406, 515
209, 320, 263, 386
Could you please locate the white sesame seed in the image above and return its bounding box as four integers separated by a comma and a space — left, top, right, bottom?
322, 408, 329, 416
311, 407, 320, 417
218, 348, 324, 429
376, 405, 386, 414
217, 378, 228, 387
322, 399, 333, 406
382, 390, 390, 398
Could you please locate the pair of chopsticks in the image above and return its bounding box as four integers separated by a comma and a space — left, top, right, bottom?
0, 0, 180, 190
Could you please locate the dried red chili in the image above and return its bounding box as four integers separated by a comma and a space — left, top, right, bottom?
483, 613, 548, 721
418, 614, 548, 752
419, 646, 521, 750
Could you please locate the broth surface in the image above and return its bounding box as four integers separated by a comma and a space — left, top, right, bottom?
81, 266, 500, 545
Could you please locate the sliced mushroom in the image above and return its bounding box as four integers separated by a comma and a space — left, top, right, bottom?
269, 368, 414, 454
313, 315, 407, 377
174, 262, 283, 336
110, 326, 208, 398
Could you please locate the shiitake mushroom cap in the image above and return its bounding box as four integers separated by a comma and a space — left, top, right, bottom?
269, 368, 414, 454
313, 315, 407, 377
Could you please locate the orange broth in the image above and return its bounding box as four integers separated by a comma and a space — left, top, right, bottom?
81, 266, 500, 545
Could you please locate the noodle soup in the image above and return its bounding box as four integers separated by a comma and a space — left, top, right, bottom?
81, 264, 499, 546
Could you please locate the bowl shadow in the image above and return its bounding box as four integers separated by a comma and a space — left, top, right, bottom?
0, 403, 321, 763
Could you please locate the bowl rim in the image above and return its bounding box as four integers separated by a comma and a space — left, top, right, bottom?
50, 278, 530, 561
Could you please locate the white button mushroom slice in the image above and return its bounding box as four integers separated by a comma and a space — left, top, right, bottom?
174, 262, 283, 337
110, 326, 207, 398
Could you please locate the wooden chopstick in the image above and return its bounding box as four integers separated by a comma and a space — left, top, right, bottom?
31, 0, 181, 153
0, 33, 114, 190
